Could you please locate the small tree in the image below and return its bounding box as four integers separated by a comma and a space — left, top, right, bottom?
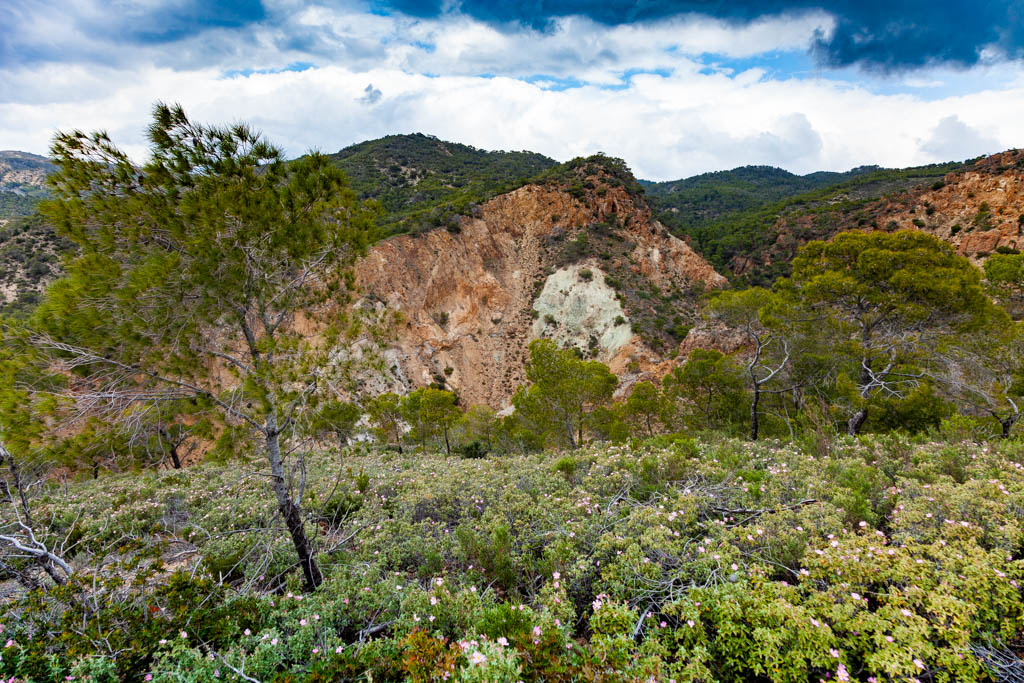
306, 398, 362, 449
662, 348, 746, 432
705, 288, 794, 441
512, 339, 617, 449
790, 230, 990, 436
30, 104, 375, 591
402, 387, 460, 454
367, 392, 404, 452
457, 405, 497, 449
940, 314, 1024, 438
623, 381, 664, 437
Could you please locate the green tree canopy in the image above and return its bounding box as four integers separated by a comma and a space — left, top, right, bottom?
26, 103, 376, 590
662, 348, 746, 433
789, 230, 992, 435
401, 387, 460, 454
512, 339, 618, 449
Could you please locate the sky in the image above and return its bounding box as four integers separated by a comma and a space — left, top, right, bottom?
1, 1, 1023, 181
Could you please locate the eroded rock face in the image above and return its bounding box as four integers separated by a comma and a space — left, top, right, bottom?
531, 264, 631, 361
351, 175, 727, 408
865, 153, 1024, 262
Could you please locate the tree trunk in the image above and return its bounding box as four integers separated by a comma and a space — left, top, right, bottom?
749, 385, 760, 441
159, 428, 182, 469
265, 419, 322, 591
848, 356, 873, 436
1001, 414, 1018, 439
442, 425, 451, 455
847, 408, 869, 436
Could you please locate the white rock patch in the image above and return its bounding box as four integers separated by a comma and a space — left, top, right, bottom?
531, 263, 632, 360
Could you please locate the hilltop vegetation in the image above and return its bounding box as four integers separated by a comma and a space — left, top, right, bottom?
327, 133, 557, 236
655, 160, 971, 285
642, 164, 876, 235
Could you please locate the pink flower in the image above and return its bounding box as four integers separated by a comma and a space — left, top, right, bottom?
837, 663, 850, 682
533, 626, 542, 637
145, 676, 153, 681
497, 637, 509, 647
300, 619, 308, 626
914, 658, 925, 670
336, 645, 344, 654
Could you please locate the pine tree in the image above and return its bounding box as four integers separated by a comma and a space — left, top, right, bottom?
30, 103, 375, 590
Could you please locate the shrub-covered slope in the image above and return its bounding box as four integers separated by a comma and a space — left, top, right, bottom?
327, 133, 558, 236
0, 150, 51, 219
3, 437, 1023, 681
659, 160, 974, 285
641, 164, 877, 235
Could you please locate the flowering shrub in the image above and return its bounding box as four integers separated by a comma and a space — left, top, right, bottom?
2, 436, 1024, 681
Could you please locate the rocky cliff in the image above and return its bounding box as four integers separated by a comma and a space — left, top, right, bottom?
841, 150, 1024, 261
724, 150, 1024, 280
351, 162, 727, 408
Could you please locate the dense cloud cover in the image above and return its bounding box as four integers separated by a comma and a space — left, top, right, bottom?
382, 0, 1024, 70
4, 1, 1023, 71
0, 1, 1021, 178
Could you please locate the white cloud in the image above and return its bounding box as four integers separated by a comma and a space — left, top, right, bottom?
919, 115, 1003, 162
2, 8, 1023, 180
3, 59, 1023, 180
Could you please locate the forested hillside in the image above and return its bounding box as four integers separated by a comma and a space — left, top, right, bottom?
656, 159, 973, 285
0, 150, 51, 219
327, 133, 558, 236
641, 164, 876, 234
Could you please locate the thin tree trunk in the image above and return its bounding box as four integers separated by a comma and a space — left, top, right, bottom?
848, 408, 869, 436
443, 425, 451, 455
1001, 415, 1017, 439
749, 385, 760, 441
265, 417, 322, 591
849, 356, 873, 436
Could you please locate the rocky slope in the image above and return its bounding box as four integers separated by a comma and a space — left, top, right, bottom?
830, 150, 1024, 261
718, 155, 1012, 281
351, 159, 727, 408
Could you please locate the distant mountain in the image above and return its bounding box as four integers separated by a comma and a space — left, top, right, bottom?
326, 133, 558, 236
640, 164, 879, 235
650, 159, 975, 285
682, 159, 988, 285
0, 150, 52, 219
